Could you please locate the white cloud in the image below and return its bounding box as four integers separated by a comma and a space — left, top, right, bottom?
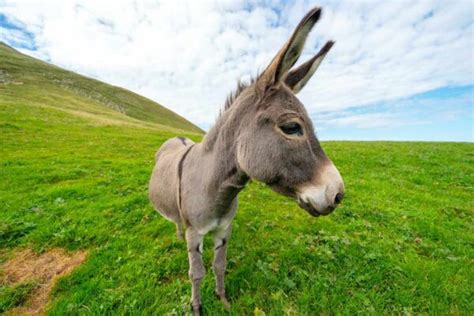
324, 113, 402, 129
321, 112, 429, 129
0, 0, 473, 130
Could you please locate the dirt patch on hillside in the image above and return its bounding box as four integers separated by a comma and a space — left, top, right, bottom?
1, 248, 87, 315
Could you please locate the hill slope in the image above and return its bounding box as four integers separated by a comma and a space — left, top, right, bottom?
0, 42, 203, 134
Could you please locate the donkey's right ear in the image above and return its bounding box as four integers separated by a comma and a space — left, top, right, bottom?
284, 41, 334, 94
258, 7, 322, 88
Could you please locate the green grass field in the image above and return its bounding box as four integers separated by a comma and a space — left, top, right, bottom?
1, 43, 473, 315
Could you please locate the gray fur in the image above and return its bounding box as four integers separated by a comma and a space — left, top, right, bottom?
149, 7, 344, 314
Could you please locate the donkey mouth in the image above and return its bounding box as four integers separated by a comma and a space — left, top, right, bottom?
297, 198, 330, 217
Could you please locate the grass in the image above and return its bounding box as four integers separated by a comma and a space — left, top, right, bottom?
0, 282, 38, 313
1, 43, 473, 314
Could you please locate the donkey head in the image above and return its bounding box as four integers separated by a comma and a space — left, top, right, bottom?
235, 7, 344, 216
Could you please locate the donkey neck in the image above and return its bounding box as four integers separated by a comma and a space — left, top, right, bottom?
201, 104, 250, 213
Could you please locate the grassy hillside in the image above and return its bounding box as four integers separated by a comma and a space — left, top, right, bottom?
0, 42, 203, 134
1, 44, 473, 314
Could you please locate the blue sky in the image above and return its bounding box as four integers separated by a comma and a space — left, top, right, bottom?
0, 13, 35, 50
315, 85, 473, 141
0, 0, 473, 141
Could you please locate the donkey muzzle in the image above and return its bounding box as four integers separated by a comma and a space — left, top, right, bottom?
296, 163, 344, 216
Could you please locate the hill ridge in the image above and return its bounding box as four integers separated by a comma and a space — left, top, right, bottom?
0, 42, 203, 134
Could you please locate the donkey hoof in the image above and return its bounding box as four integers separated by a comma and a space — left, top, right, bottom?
190, 303, 202, 315
215, 292, 231, 310
221, 297, 231, 310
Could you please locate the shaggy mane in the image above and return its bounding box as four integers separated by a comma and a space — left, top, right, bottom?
204, 75, 261, 151
224, 80, 249, 111
222, 74, 260, 112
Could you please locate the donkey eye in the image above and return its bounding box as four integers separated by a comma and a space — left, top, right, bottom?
279, 122, 303, 136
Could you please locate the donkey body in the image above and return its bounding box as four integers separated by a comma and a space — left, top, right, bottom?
149, 7, 344, 314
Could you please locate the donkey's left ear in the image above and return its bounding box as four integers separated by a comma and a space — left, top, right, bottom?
259, 7, 322, 88
284, 41, 334, 94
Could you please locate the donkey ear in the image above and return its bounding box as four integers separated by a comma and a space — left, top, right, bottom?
259, 7, 322, 87
284, 41, 334, 94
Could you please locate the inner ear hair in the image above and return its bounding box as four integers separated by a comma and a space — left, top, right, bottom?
284, 41, 335, 94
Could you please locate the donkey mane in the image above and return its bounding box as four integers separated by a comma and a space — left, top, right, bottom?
204, 74, 261, 151
223, 76, 258, 111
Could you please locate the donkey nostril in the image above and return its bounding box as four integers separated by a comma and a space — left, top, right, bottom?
334, 193, 344, 205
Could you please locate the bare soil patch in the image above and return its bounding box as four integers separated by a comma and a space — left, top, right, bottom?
0, 248, 87, 315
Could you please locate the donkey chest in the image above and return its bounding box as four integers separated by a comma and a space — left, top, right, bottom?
196, 213, 234, 235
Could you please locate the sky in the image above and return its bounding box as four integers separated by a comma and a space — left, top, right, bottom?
0, 0, 473, 141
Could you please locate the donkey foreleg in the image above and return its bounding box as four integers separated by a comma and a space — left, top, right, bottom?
212, 224, 232, 309
176, 222, 184, 241
186, 228, 205, 314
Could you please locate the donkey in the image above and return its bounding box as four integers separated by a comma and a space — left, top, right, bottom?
149, 7, 344, 314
